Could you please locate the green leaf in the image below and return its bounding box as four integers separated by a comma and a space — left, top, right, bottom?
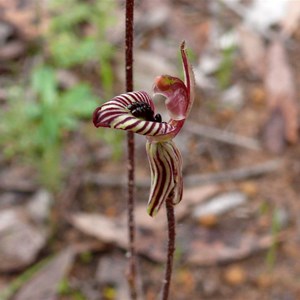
31, 66, 57, 105
49, 34, 98, 67
60, 84, 99, 118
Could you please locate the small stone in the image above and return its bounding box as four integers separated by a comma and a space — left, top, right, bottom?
223, 265, 247, 286
198, 214, 218, 228
240, 181, 258, 197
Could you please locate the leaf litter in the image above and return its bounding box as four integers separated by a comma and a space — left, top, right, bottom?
1, 0, 300, 299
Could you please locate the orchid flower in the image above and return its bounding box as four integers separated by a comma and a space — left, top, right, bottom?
93, 41, 195, 216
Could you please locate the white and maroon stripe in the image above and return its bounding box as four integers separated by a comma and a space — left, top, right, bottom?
113, 91, 154, 110
146, 141, 179, 217
94, 91, 176, 137
163, 141, 183, 205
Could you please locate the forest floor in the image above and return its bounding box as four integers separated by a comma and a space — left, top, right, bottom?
1, 0, 300, 299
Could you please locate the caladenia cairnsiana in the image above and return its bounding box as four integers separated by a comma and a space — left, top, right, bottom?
93, 41, 195, 217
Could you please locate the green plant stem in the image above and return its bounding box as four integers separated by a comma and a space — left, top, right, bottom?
161, 198, 176, 300
125, 0, 137, 299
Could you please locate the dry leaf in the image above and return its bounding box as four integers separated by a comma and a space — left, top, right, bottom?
263, 40, 298, 152
238, 26, 266, 78
192, 191, 247, 219
187, 234, 276, 266
70, 186, 218, 263
14, 248, 75, 300
70, 212, 167, 262
70, 213, 128, 248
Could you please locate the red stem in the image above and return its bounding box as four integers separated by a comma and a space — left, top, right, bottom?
161, 198, 176, 300
125, 1, 137, 299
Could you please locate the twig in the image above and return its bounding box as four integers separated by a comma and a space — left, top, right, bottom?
160, 198, 176, 300
185, 121, 262, 151
125, 0, 138, 299
85, 159, 282, 188
84, 173, 148, 188
185, 159, 282, 186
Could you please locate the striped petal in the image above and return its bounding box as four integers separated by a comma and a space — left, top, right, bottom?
93, 91, 176, 137
146, 140, 183, 217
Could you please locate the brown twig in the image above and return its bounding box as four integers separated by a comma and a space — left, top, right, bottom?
184, 159, 282, 186
161, 198, 176, 300
185, 121, 262, 151
125, 0, 137, 299
85, 159, 282, 188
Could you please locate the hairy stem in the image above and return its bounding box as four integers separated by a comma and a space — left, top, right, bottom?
161, 198, 176, 300
125, 0, 137, 299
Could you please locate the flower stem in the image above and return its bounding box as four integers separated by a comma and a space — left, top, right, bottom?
125, 1, 137, 299
161, 198, 176, 300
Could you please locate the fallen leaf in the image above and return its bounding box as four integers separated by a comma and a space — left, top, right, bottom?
71, 210, 282, 266
187, 234, 277, 266
14, 248, 75, 300
262, 40, 298, 152
70, 186, 220, 264
192, 191, 247, 219
70, 213, 128, 248
70, 212, 167, 262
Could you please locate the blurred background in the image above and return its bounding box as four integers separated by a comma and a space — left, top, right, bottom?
0, 0, 300, 299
